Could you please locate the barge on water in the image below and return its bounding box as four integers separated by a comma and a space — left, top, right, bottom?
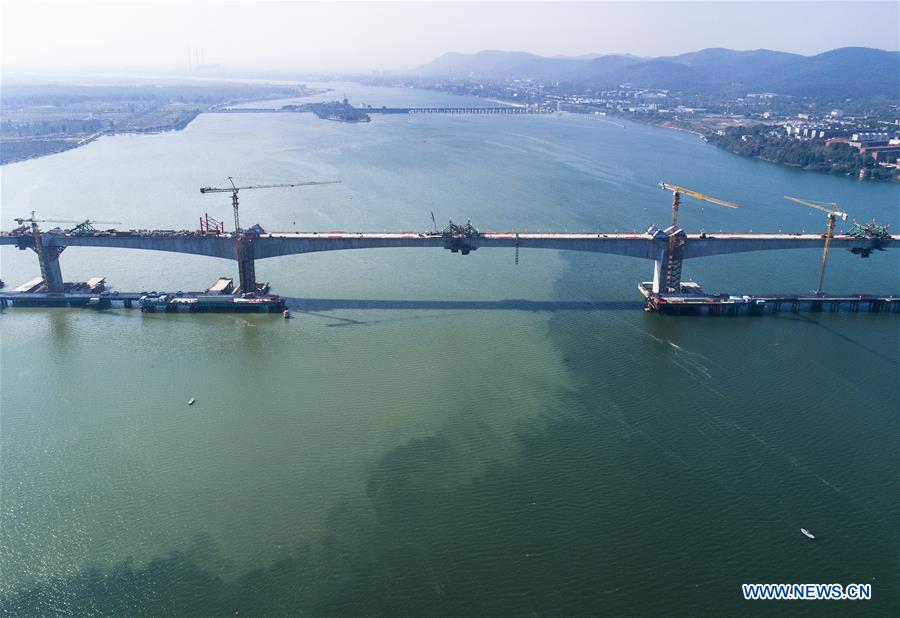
0, 276, 285, 313
638, 282, 899, 315
0, 290, 285, 312
139, 292, 285, 313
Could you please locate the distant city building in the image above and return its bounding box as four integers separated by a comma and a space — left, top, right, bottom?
851, 132, 890, 143
859, 144, 900, 161
783, 123, 826, 139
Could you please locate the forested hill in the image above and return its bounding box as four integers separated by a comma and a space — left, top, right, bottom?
416, 47, 900, 100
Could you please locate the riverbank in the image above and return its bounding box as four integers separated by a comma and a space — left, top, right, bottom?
706, 124, 899, 182
0, 82, 321, 165
602, 110, 899, 183
0, 119, 202, 166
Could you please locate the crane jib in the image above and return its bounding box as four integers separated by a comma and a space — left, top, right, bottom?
200, 180, 341, 194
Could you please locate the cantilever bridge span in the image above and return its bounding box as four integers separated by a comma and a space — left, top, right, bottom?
1, 228, 896, 294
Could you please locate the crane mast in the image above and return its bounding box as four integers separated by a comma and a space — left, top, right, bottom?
784, 195, 848, 294
651, 183, 739, 294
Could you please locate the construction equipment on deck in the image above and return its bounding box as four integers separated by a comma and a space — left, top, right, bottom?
199, 213, 225, 235
441, 219, 481, 255
68, 219, 124, 234
846, 219, 891, 240
199, 177, 341, 292
784, 195, 848, 294
659, 183, 739, 228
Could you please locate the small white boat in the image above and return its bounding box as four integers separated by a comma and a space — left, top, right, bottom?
188, 398, 195, 406
801, 528, 815, 539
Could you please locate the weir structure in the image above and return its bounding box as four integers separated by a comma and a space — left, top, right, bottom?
212, 106, 551, 116
2, 219, 897, 308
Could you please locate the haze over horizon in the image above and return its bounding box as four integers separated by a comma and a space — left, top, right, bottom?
2, 1, 898, 75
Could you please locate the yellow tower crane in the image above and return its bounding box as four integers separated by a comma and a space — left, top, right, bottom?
784, 195, 848, 294
659, 182, 739, 228
200, 177, 342, 234
200, 177, 341, 293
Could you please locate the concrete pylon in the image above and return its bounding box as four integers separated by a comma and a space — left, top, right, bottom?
236, 237, 256, 293
650, 228, 686, 294
652, 256, 664, 294
37, 244, 65, 293
663, 230, 686, 293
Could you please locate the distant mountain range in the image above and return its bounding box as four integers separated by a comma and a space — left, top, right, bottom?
415, 47, 900, 99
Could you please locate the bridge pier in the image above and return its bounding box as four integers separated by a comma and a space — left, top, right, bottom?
650, 227, 686, 294
662, 229, 686, 293
237, 237, 256, 293
41, 249, 65, 292
33, 235, 66, 292
652, 257, 663, 293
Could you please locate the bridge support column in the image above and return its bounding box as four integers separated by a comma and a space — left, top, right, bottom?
237, 237, 256, 293
652, 258, 663, 294
35, 244, 65, 293
649, 228, 687, 294
663, 231, 686, 293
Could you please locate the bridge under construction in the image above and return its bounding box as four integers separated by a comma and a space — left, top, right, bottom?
2, 179, 896, 314
1, 218, 897, 314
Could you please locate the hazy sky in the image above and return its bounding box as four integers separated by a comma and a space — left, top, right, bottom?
2, 1, 898, 73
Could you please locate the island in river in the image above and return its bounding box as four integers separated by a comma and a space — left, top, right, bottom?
302, 98, 372, 123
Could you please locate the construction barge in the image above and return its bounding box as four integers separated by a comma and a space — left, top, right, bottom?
0, 277, 286, 313
639, 282, 899, 315
138, 292, 284, 313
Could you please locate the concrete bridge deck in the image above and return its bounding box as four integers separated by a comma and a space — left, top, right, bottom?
2, 230, 896, 261
3, 226, 896, 302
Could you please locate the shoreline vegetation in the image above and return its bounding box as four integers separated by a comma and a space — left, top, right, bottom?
618, 112, 897, 182
703, 125, 897, 182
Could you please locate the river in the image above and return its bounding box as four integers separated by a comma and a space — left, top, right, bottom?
1, 82, 898, 616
